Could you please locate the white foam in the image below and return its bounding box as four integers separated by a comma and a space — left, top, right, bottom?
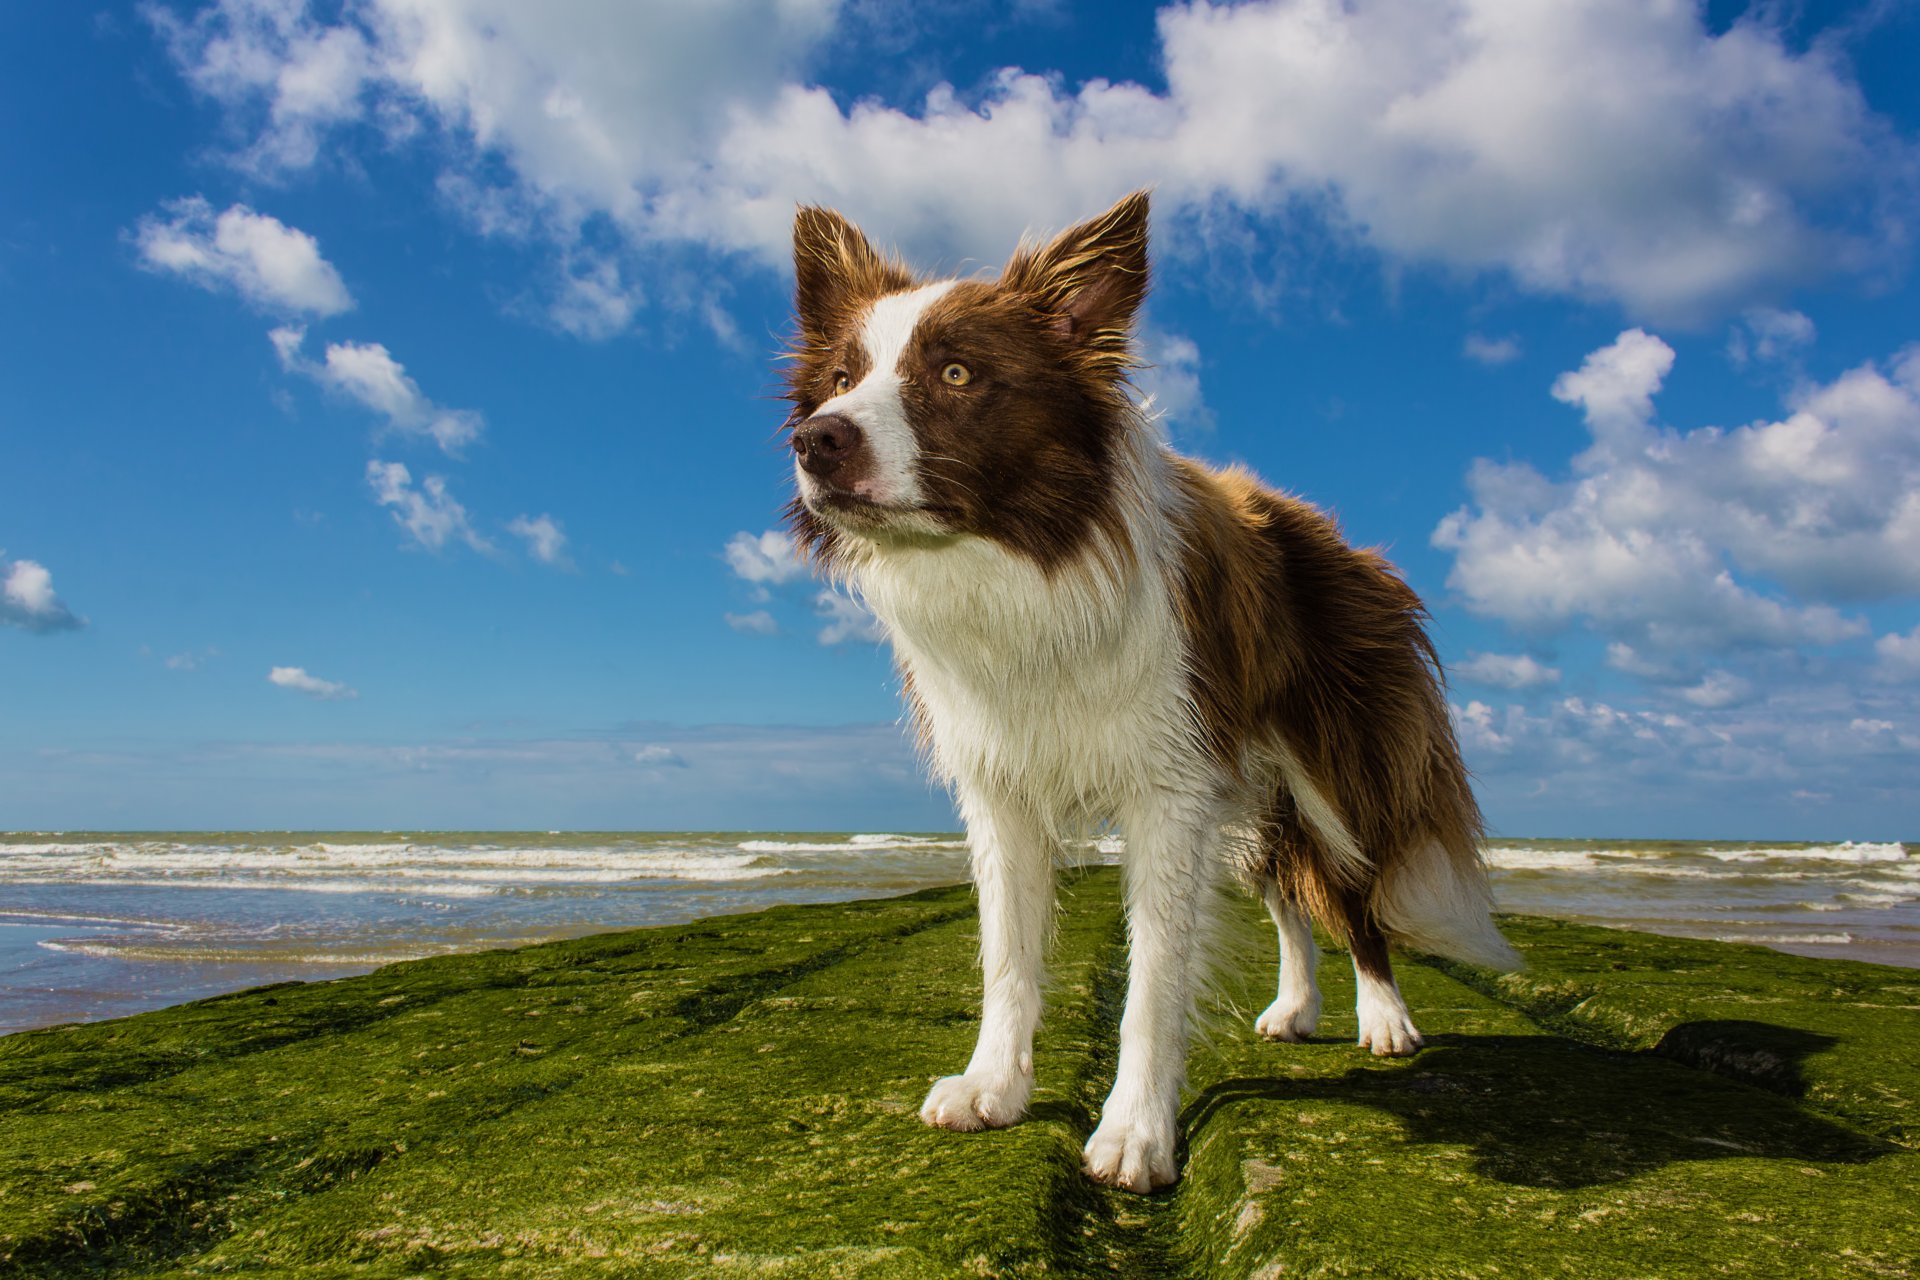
735, 836, 964, 854
1483, 847, 1602, 872
1717, 932, 1855, 945
1697, 842, 1908, 864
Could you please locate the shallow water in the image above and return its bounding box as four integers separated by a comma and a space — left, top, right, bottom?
1, 831, 1913, 1033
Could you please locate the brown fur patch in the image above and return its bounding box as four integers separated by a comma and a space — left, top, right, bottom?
1169, 461, 1484, 944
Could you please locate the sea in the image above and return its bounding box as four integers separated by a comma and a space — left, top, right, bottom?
1, 831, 1915, 1035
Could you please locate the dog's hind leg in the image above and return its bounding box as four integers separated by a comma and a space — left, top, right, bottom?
1254, 880, 1322, 1042
921, 787, 1054, 1132
1083, 789, 1222, 1192
1346, 907, 1423, 1057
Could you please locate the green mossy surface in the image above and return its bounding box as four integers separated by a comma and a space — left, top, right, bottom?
2, 868, 1914, 1278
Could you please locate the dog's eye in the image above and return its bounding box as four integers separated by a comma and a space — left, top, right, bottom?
832, 370, 852, 395
941, 362, 972, 387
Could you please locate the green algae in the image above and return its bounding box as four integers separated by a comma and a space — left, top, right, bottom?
2, 870, 1914, 1278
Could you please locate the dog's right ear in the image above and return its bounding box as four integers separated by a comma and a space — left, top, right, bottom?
793, 206, 910, 340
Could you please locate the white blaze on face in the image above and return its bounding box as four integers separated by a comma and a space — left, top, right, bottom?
800, 280, 956, 507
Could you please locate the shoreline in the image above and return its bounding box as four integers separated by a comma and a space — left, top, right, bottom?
3, 828, 1917, 1035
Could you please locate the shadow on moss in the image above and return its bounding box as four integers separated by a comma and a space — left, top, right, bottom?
1181, 1026, 1891, 1191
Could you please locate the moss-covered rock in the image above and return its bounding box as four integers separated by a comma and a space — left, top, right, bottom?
1, 868, 1913, 1278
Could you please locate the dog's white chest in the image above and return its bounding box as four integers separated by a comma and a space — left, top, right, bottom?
856, 537, 1193, 810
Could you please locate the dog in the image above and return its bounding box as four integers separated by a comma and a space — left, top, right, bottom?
781, 191, 1519, 1193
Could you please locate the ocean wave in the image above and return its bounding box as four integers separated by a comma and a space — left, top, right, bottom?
1696, 842, 1908, 864
735, 836, 966, 855
1483, 847, 1602, 872
0, 842, 794, 884
1715, 932, 1855, 945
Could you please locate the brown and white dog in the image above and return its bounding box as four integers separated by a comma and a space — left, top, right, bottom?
782, 191, 1519, 1193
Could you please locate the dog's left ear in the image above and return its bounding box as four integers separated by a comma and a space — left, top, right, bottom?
1003, 190, 1150, 373
793, 206, 912, 342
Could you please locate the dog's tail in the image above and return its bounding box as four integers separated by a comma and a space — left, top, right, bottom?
1372, 839, 1522, 971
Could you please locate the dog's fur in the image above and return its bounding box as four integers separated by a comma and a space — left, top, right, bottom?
781, 191, 1519, 1192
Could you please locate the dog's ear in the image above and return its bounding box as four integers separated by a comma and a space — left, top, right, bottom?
793, 206, 911, 340
1002, 190, 1150, 375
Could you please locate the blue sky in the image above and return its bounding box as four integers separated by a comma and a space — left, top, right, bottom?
3, 0, 1918, 837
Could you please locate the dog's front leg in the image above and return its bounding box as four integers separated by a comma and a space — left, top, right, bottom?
920, 788, 1054, 1131
1083, 790, 1219, 1192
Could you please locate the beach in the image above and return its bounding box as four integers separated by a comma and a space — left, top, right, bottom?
1, 831, 1914, 1034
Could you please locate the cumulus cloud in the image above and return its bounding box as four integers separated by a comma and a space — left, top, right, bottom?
507, 513, 572, 568
150, 0, 1910, 322
1727, 307, 1816, 368
148, 1, 374, 174
133, 197, 353, 315
815, 589, 886, 645
1874, 626, 1920, 682
1453, 651, 1560, 690
366, 460, 493, 553
268, 665, 357, 700
1, 554, 84, 633
1454, 679, 1920, 830
274, 327, 482, 454
1678, 669, 1753, 709
1432, 330, 1920, 655
1133, 326, 1214, 434
725, 530, 809, 592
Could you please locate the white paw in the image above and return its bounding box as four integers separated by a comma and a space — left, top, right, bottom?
1255, 991, 1321, 1042
1083, 1116, 1179, 1192
919, 1071, 1031, 1131
1355, 1004, 1424, 1056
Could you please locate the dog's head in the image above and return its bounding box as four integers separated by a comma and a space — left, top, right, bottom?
783, 191, 1151, 571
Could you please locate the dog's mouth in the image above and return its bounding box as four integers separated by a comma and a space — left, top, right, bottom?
803, 486, 954, 533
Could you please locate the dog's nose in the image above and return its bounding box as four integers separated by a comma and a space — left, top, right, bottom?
792, 414, 864, 477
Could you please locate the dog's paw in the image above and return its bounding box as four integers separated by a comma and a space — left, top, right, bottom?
1255, 991, 1321, 1042
919, 1072, 1030, 1131
1355, 1004, 1424, 1056
1083, 1118, 1178, 1192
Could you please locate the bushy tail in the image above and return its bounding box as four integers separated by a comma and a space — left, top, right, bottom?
1373, 840, 1522, 970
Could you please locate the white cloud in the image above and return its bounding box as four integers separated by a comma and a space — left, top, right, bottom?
1463, 333, 1522, 366
133, 197, 353, 316
815, 589, 886, 645
148, 1, 375, 174
1549, 327, 1676, 443
1432, 330, 1920, 656
507, 513, 572, 568
1605, 642, 1680, 681
1, 554, 83, 633
150, 0, 1909, 322
726, 610, 779, 636
1874, 626, 1920, 682
275, 329, 483, 454
1454, 676, 1920, 830
631, 744, 689, 768
1727, 306, 1815, 367
268, 665, 357, 700
1133, 326, 1213, 434
1453, 651, 1560, 690
366, 460, 493, 553
1678, 669, 1752, 709
725, 530, 809, 589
